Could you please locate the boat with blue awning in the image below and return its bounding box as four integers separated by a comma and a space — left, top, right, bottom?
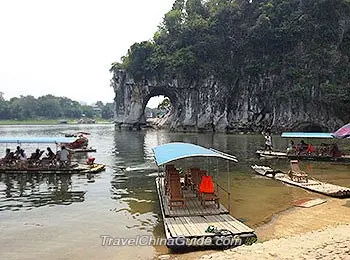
256, 131, 350, 162
152, 142, 257, 250
0, 137, 105, 174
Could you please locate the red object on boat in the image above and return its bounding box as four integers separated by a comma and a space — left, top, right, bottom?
199, 175, 215, 194
87, 157, 95, 165
66, 137, 89, 149
306, 144, 315, 153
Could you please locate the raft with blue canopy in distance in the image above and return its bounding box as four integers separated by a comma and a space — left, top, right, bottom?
152, 142, 257, 250
256, 124, 350, 162
0, 137, 104, 174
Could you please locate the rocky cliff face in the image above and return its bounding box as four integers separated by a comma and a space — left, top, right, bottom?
111, 69, 343, 133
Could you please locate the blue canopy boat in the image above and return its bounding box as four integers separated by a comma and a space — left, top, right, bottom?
152, 142, 256, 250
0, 137, 104, 174
256, 129, 350, 162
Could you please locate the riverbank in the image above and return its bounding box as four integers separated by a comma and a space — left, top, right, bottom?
0, 119, 112, 125
169, 198, 350, 260
199, 224, 350, 260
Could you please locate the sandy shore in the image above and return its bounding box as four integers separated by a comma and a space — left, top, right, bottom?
199, 224, 350, 260
166, 198, 350, 260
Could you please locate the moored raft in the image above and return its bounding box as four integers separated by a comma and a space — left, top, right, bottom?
251, 165, 350, 198
256, 150, 350, 162
156, 176, 256, 249
256, 150, 288, 158
0, 163, 105, 174
152, 143, 257, 250
68, 147, 97, 153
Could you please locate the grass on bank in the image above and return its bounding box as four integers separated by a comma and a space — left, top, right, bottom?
0, 119, 113, 125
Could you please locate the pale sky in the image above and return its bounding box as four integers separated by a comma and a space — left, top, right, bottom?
0, 0, 174, 106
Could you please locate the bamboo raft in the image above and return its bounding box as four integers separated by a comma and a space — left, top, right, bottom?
156, 176, 257, 249
0, 163, 105, 174
256, 150, 350, 162
68, 147, 97, 153
251, 165, 350, 198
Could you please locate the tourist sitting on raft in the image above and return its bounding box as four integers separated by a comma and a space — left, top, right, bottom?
57, 146, 71, 168
295, 140, 317, 155
27, 148, 44, 165
36, 147, 57, 167
33, 149, 43, 160
18, 149, 27, 168
329, 143, 342, 157
43, 147, 55, 160
14, 146, 21, 159
0, 148, 15, 166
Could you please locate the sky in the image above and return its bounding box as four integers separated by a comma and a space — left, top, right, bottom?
0, 0, 174, 107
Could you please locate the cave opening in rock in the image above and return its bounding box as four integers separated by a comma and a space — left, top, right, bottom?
143, 93, 175, 128
145, 95, 172, 117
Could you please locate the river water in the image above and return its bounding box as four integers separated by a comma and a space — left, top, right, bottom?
0, 124, 349, 260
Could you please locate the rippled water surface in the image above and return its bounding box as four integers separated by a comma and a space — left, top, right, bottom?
0, 124, 349, 259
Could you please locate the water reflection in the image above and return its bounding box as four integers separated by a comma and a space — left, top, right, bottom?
0, 125, 349, 259
0, 173, 95, 211
111, 129, 350, 230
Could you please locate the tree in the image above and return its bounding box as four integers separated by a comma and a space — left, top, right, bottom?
101, 103, 114, 119
37, 95, 61, 118
115, 0, 350, 121
81, 105, 94, 118
157, 98, 171, 110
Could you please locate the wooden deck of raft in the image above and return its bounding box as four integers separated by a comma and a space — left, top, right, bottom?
252, 165, 350, 198
156, 177, 256, 248
0, 163, 105, 174
256, 150, 350, 162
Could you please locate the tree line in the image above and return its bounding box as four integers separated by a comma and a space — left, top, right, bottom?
0, 92, 114, 120
112, 0, 350, 122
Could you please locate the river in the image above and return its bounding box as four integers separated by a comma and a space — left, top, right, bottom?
0, 124, 349, 260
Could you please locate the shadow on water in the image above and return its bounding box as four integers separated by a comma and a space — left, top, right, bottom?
0, 173, 92, 211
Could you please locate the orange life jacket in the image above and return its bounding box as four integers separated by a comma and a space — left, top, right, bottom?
199, 175, 215, 194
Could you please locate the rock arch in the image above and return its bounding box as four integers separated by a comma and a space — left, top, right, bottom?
110, 69, 343, 132
111, 69, 183, 130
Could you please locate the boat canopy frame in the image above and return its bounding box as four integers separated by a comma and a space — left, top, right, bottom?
152, 142, 237, 166
281, 132, 334, 139
152, 142, 238, 213
0, 137, 76, 144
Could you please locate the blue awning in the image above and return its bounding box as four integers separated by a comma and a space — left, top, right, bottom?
152, 142, 238, 166
0, 137, 76, 144
281, 132, 333, 139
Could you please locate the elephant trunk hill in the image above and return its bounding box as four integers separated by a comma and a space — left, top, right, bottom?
111, 0, 350, 133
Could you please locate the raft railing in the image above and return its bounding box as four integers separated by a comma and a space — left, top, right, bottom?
215, 181, 231, 214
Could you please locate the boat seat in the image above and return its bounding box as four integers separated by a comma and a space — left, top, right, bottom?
288, 160, 308, 183
169, 178, 186, 209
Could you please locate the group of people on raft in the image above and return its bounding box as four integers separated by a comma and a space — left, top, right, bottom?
0, 145, 72, 168
263, 131, 343, 157
286, 140, 342, 157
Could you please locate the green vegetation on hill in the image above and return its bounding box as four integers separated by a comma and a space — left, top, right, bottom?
112, 0, 350, 122
0, 93, 114, 121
